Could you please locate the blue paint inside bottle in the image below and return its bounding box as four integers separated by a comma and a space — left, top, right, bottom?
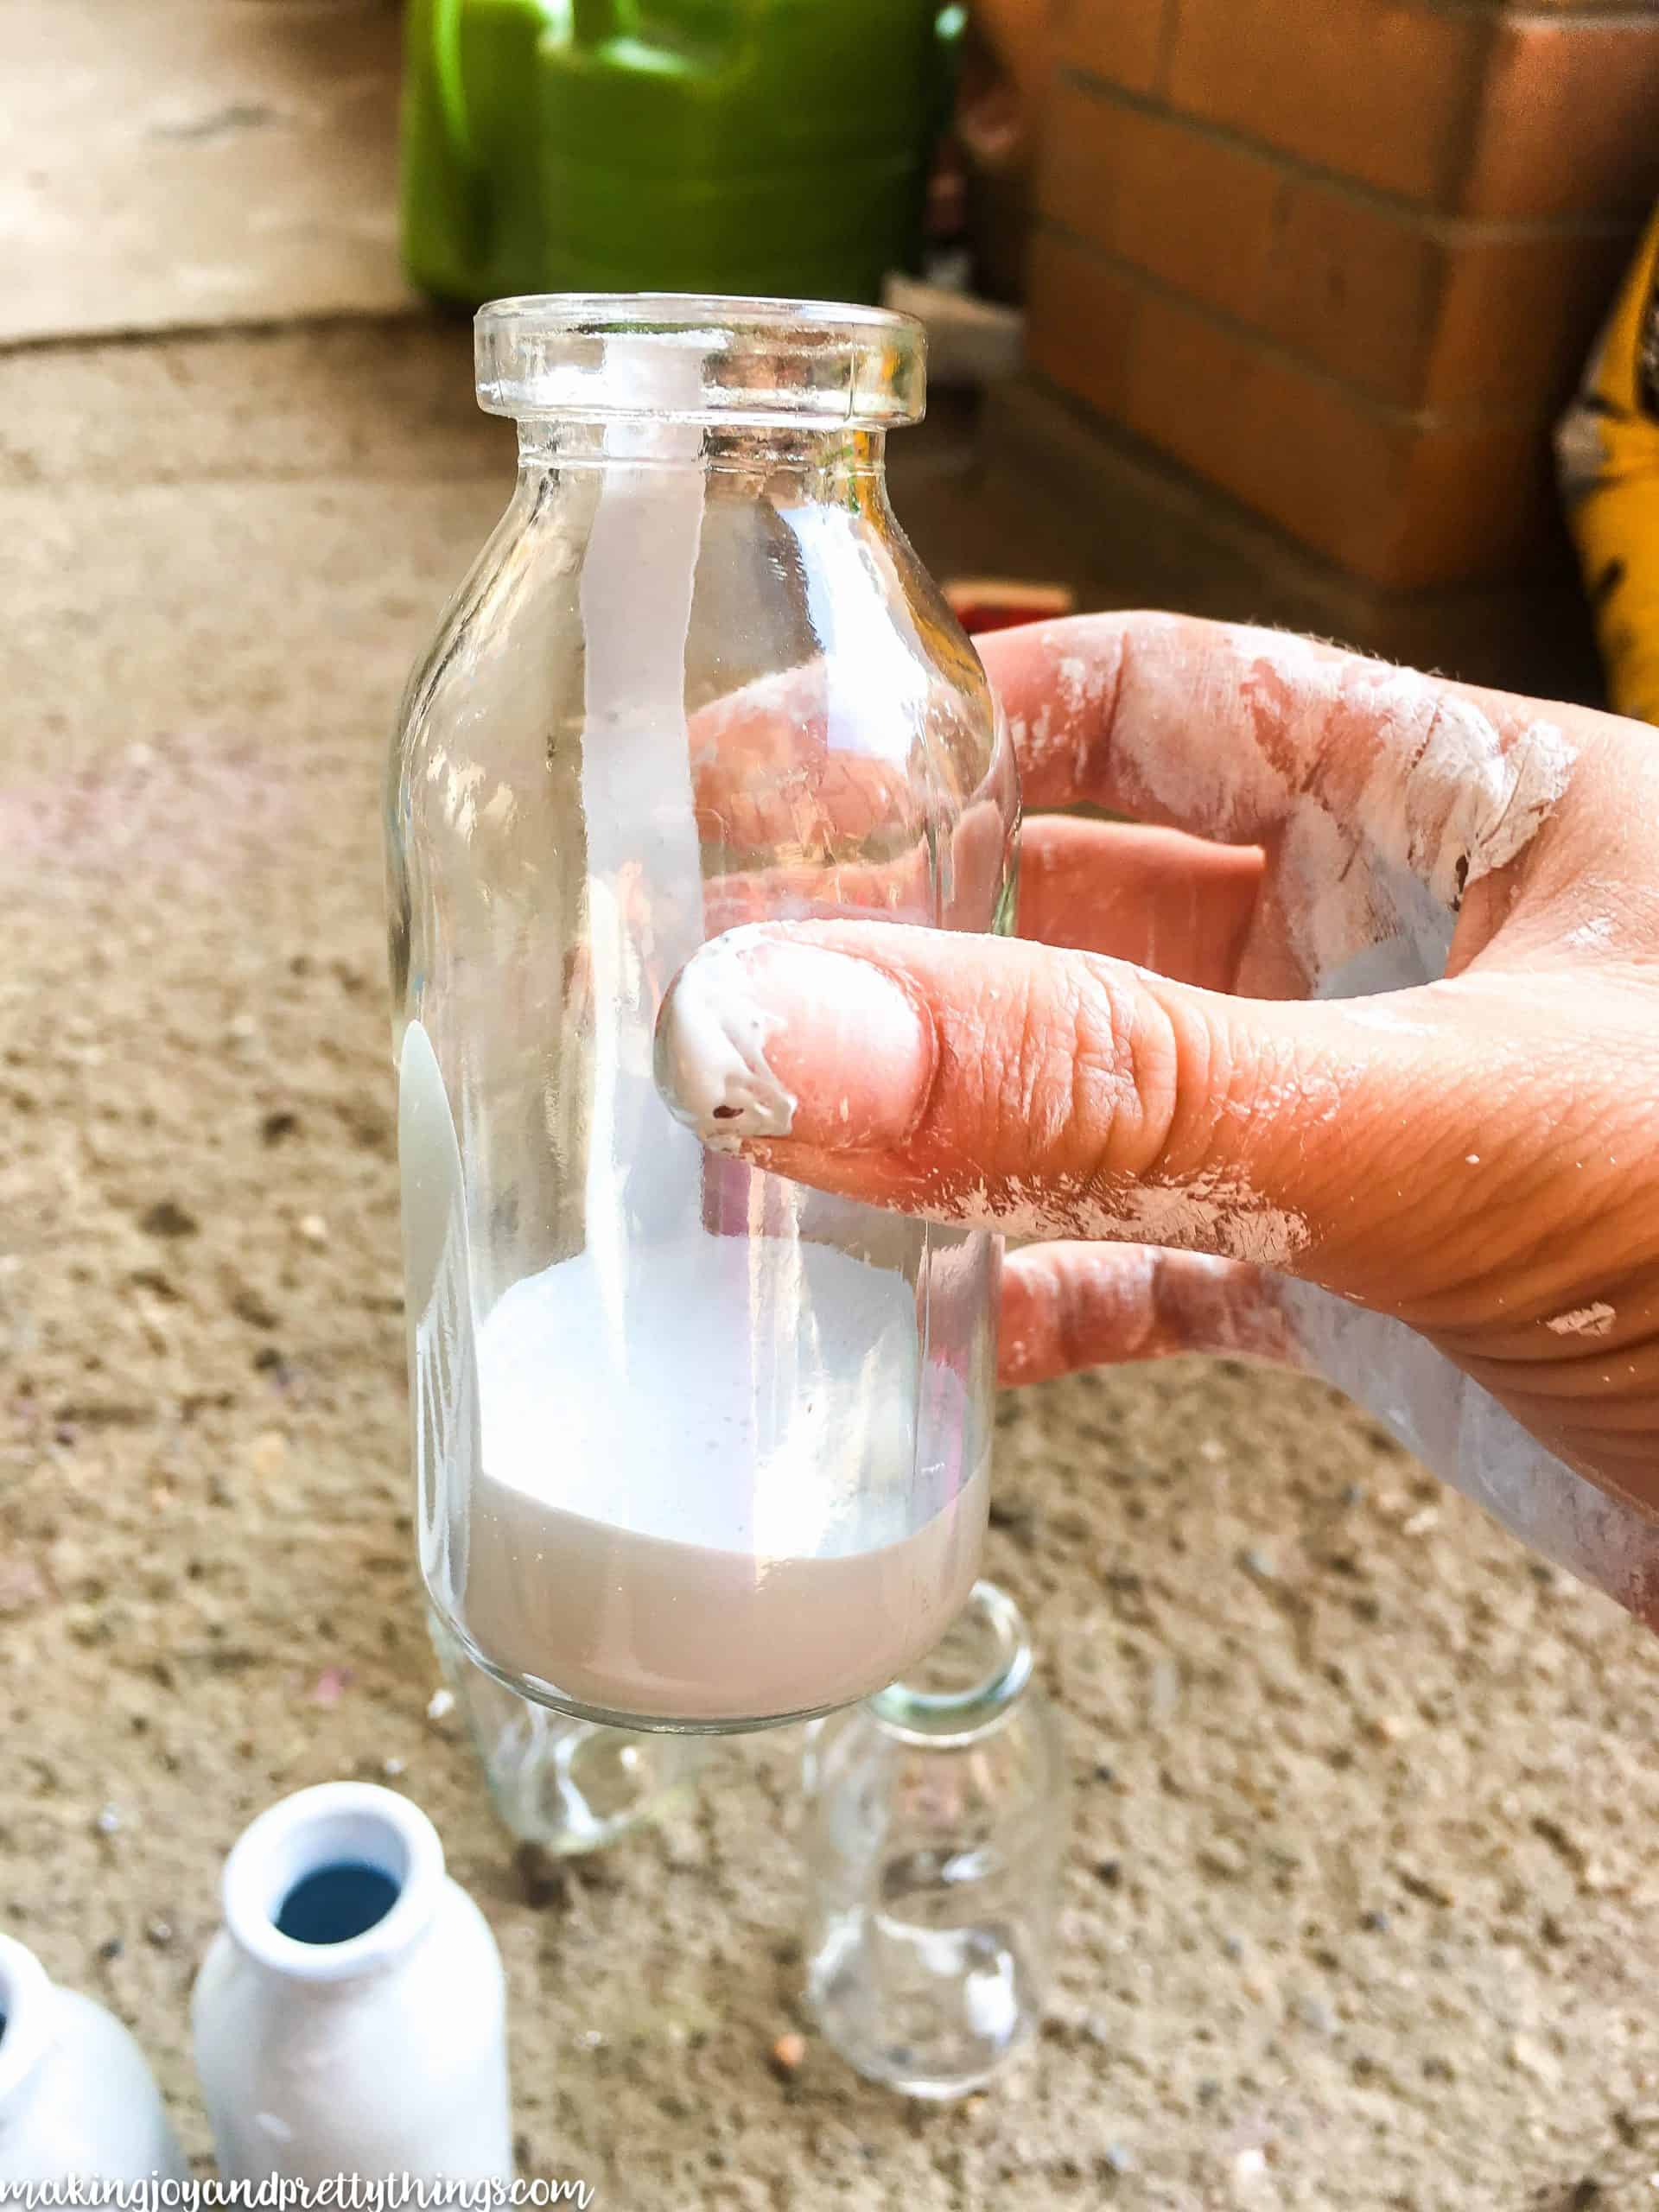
276, 1862, 401, 1945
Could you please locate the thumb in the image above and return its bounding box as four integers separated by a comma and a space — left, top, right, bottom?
654, 920, 1454, 1300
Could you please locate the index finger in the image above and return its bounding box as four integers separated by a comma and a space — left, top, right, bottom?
980, 613, 1581, 912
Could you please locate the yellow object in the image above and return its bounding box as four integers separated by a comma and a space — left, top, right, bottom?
1559, 205, 1659, 725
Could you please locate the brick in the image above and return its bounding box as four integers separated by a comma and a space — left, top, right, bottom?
1165, 0, 1483, 203
1039, 85, 1440, 406
1036, 80, 1624, 415
1024, 228, 1136, 423
1261, 178, 1440, 404
1478, 0, 1659, 12
1460, 15, 1659, 218
1120, 288, 1554, 587
1027, 234, 1557, 588
1052, 0, 1170, 96
1427, 228, 1636, 410
1384, 410, 1561, 587
1162, 0, 1659, 219
988, 374, 1602, 704
1264, 210, 1630, 415
1038, 84, 1282, 330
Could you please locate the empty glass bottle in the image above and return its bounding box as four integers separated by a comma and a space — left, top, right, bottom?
800, 1581, 1067, 2098
388, 296, 1019, 1734
429, 1612, 706, 1852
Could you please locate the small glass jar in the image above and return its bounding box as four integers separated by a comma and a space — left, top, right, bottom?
387, 296, 1019, 1734
429, 1613, 705, 1853
800, 1582, 1068, 2099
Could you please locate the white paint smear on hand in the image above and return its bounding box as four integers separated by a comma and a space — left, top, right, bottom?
1020, 618, 1578, 995
1545, 1302, 1616, 1338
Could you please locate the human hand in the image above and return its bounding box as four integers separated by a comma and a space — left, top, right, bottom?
656, 613, 1659, 1624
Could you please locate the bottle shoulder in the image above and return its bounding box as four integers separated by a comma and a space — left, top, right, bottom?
192, 1884, 512, 2180
0, 1987, 183, 2185
387, 467, 1018, 939
808, 1685, 1065, 1794
194, 1878, 503, 2036
393, 472, 1002, 766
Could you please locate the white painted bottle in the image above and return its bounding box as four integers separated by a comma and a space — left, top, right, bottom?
192, 1782, 512, 2185
0, 1930, 188, 2190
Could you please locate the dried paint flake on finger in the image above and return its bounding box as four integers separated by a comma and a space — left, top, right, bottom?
1545, 1302, 1617, 1338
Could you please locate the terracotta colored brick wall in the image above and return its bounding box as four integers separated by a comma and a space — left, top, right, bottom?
1028, 0, 1659, 590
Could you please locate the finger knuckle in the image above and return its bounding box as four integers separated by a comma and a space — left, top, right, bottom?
993, 957, 1185, 1186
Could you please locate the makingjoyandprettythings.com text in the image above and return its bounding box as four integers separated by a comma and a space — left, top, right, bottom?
0, 2183, 594, 2210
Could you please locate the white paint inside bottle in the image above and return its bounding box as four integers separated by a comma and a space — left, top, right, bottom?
461, 1235, 985, 1726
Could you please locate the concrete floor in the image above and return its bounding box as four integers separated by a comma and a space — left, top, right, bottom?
4, 9, 1659, 2208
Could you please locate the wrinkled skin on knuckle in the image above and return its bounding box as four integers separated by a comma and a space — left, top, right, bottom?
965, 957, 1086, 1173
1051, 962, 1124, 1156
1124, 981, 1239, 1185
1103, 968, 1189, 1174
904, 953, 1170, 1213
1056, 957, 1185, 1193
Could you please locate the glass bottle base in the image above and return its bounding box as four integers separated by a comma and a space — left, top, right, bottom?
807, 1904, 1041, 2099
449, 1621, 848, 1738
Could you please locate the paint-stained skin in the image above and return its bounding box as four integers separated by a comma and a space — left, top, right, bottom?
657, 613, 1659, 1628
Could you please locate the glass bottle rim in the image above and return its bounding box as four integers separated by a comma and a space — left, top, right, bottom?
475, 292, 925, 429
867, 1581, 1033, 1745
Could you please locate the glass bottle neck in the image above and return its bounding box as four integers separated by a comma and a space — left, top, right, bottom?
868, 1582, 1034, 1746
514, 419, 887, 490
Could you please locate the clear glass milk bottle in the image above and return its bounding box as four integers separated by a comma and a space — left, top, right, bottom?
800, 1582, 1069, 2099
428, 1610, 706, 1852
387, 295, 1019, 1732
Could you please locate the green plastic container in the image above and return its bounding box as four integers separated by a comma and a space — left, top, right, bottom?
401, 0, 963, 308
